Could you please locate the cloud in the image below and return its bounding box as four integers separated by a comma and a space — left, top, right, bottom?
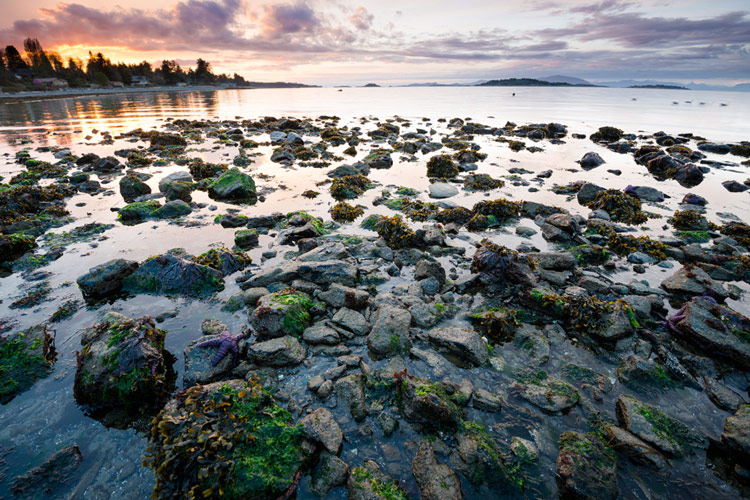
260, 1, 320, 37
350, 7, 373, 30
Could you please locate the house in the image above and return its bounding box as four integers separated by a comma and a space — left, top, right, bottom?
131, 76, 150, 86
111, 81, 124, 88
32, 78, 69, 89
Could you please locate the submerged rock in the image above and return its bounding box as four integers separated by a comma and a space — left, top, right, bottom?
0, 325, 56, 404
721, 404, 750, 462
248, 336, 306, 367
368, 305, 412, 358
11, 445, 83, 498
511, 371, 580, 414
347, 460, 409, 500
396, 372, 462, 428
428, 326, 488, 367
77, 259, 139, 299
578, 151, 605, 170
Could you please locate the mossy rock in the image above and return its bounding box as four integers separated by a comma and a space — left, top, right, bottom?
0, 233, 37, 263
0, 325, 55, 404
118, 200, 161, 223
193, 247, 251, 275
395, 372, 463, 428
122, 253, 224, 297
144, 378, 310, 500
74, 315, 172, 415
348, 460, 410, 500
250, 288, 317, 338
556, 431, 616, 500
426, 155, 459, 179
208, 167, 256, 201
235, 228, 259, 249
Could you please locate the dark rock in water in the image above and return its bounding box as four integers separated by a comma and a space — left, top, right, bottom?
396, 373, 462, 427
428, 326, 488, 367
11, 445, 83, 498
93, 156, 123, 173
722, 180, 749, 193
412, 441, 462, 500
300, 408, 343, 454
183, 333, 240, 388
311, 451, 349, 497
673, 163, 704, 187
119, 174, 151, 202
155, 199, 192, 218
414, 259, 446, 284
721, 405, 750, 462
123, 253, 224, 297
590, 126, 623, 143
541, 213, 580, 243
117, 200, 161, 223
368, 304, 412, 358
77, 259, 139, 299
318, 283, 369, 309
335, 373, 367, 421
577, 182, 605, 205
617, 394, 705, 458
698, 142, 731, 154
163, 181, 192, 202
220, 214, 249, 228
605, 426, 668, 470
0, 325, 55, 404
77, 180, 101, 193
247, 213, 284, 228
348, 460, 408, 500
327, 162, 370, 178
0, 234, 37, 263
617, 355, 675, 393
624, 185, 664, 202
76, 152, 99, 165
193, 247, 250, 276
647, 155, 704, 187
682, 193, 707, 206
556, 431, 617, 500
248, 335, 306, 366
672, 296, 750, 369
208, 167, 256, 201
363, 149, 393, 169
704, 377, 745, 412
279, 220, 322, 245
511, 371, 580, 414
74, 314, 173, 416
149, 131, 187, 147
578, 152, 605, 169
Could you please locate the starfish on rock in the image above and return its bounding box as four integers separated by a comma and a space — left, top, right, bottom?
197, 330, 247, 367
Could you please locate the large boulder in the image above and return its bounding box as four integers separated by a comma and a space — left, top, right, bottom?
578, 152, 605, 170
661, 266, 727, 301
208, 167, 256, 201
396, 373, 462, 428
74, 315, 172, 415
123, 253, 224, 297
77, 259, 139, 299
10, 446, 83, 498
368, 305, 412, 358
428, 327, 488, 367
144, 379, 310, 499
183, 331, 247, 388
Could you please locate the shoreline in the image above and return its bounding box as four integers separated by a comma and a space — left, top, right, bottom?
0, 85, 250, 104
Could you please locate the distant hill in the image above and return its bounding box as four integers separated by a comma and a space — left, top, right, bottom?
538, 75, 592, 85
246, 82, 318, 88
478, 78, 595, 87
595, 79, 750, 92
363, 83, 380, 87
628, 84, 688, 90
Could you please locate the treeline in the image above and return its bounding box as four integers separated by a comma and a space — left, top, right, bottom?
0, 38, 249, 91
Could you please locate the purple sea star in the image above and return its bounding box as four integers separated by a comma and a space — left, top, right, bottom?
665, 294, 717, 334
197, 330, 247, 367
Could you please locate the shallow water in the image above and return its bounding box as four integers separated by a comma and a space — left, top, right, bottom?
0, 87, 749, 499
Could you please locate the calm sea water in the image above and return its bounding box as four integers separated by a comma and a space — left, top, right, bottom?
0, 87, 748, 499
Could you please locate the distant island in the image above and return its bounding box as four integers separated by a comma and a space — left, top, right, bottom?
627, 84, 688, 90
478, 78, 597, 87
363, 83, 380, 88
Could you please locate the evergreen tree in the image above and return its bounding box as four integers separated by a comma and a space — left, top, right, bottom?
4, 45, 27, 72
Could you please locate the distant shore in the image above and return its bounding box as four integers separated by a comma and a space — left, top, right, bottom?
0, 85, 251, 104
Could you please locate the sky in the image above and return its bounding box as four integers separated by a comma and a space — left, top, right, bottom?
1, 0, 749, 86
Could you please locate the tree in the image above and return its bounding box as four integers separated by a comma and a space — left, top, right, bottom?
4, 45, 27, 72
93, 72, 109, 87
161, 60, 184, 85
0, 49, 5, 70
24, 38, 53, 76
194, 58, 215, 84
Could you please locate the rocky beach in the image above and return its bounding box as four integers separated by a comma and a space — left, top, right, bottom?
0, 87, 749, 499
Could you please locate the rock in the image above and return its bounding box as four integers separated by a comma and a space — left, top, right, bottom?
616, 355, 675, 393
511, 372, 580, 414
73, 315, 172, 413
201, 319, 227, 336
303, 324, 340, 345
332, 307, 369, 336
123, 253, 223, 297
248, 335, 305, 366
182, 334, 238, 388
698, 142, 731, 154
119, 174, 151, 202
722, 180, 749, 193
368, 305, 412, 358
625, 185, 665, 202
363, 150, 393, 169
397, 374, 462, 427
412, 441, 462, 500
208, 167, 256, 201
163, 181, 192, 202
472, 388, 503, 412
0, 325, 55, 404
704, 377, 745, 412
311, 451, 349, 497
93, 156, 123, 172
298, 260, 358, 287
682, 193, 707, 206
220, 214, 249, 228
449, 425, 507, 485
721, 405, 750, 461
250, 289, 315, 338
158, 171, 192, 191
429, 182, 459, 199
335, 374, 367, 421
155, 199, 192, 218
616, 395, 704, 457
77, 259, 139, 299
661, 266, 727, 300
428, 327, 488, 367
672, 296, 750, 369
118, 200, 162, 223
605, 425, 668, 470
234, 228, 259, 249
318, 283, 369, 309
415, 259, 446, 284
577, 182, 605, 205
556, 432, 617, 500
300, 408, 343, 454
348, 460, 407, 500
11, 445, 83, 498
578, 152, 605, 170
278, 221, 321, 245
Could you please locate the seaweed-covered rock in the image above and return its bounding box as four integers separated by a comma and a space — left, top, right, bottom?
368, 304, 412, 358
396, 372, 462, 428
449, 422, 515, 487
511, 370, 580, 414
428, 327, 488, 367
590, 126, 623, 143
585, 189, 652, 225
556, 432, 616, 500
0, 234, 37, 263
208, 167, 256, 201
363, 149, 393, 170
148, 131, 187, 147
374, 215, 421, 249
470, 242, 536, 287
671, 296, 750, 369
331, 201, 365, 222
250, 288, 316, 338
155, 200, 192, 218
330, 175, 371, 200
616, 395, 704, 457
123, 253, 224, 297
77, 259, 139, 299
144, 379, 310, 500
11, 445, 83, 498
604, 425, 667, 470
427, 155, 459, 179
118, 200, 161, 223
0, 325, 55, 404
412, 441, 462, 500
74, 315, 172, 414
119, 174, 151, 202
234, 228, 259, 249
192, 247, 251, 276
348, 460, 409, 500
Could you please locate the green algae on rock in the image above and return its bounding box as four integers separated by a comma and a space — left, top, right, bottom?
144, 378, 310, 500
208, 167, 256, 201
250, 288, 318, 338
0, 325, 56, 404
122, 253, 224, 297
